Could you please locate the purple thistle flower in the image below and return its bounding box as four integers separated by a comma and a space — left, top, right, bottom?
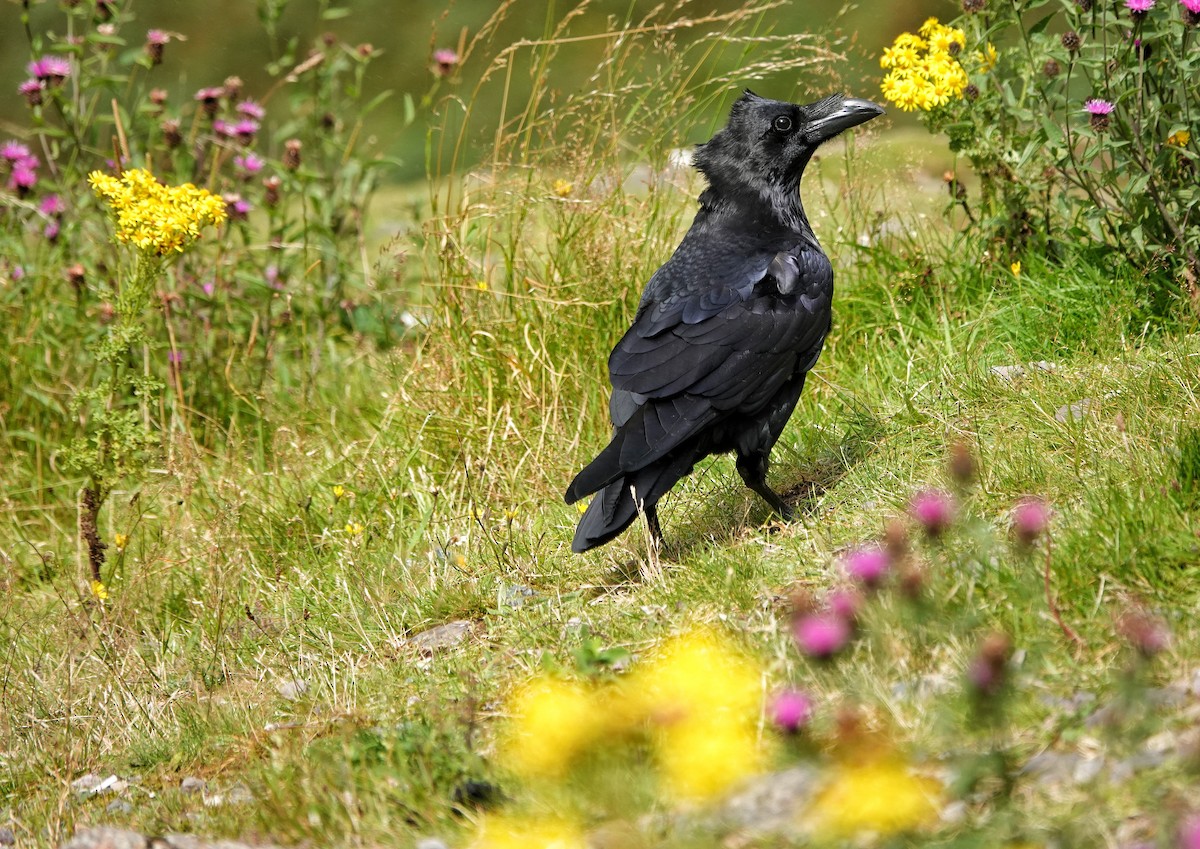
202, 280, 216, 297
843, 546, 891, 588
236, 100, 265, 121
223, 194, 251, 220
1011, 498, 1050, 546
1085, 98, 1115, 131
826, 587, 863, 623
234, 152, 265, 175
168, 350, 183, 365
794, 612, 850, 659
145, 29, 171, 65
432, 48, 459, 77
1, 141, 31, 162
771, 690, 813, 733
39, 194, 65, 216
910, 489, 955, 536
265, 264, 284, 289
233, 119, 260, 142
1183, 0, 1200, 12
8, 164, 37, 194
11, 265, 25, 281
44, 219, 60, 241
194, 86, 224, 118
28, 56, 71, 82
146, 29, 170, 45
212, 120, 233, 138
18, 79, 45, 106
1125, 0, 1155, 10
1179, 815, 1200, 849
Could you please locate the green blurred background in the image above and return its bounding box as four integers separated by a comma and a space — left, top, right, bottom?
2, 0, 947, 180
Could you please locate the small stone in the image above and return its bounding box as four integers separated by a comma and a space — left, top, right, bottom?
226, 782, 254, 805
1072, 756, 1104, 784
990, 364, 1025, 381
71, 774, 102, 796
179, 776, 206, 795
0, 827, 15, 846
940, 800, 968, 824
415, 839, 450, 849
1021, 751, 1080, 782
275, 678, 308, 700
1055, 398, 1095, 423
497, 584, 537, 610
60, 827, 147, 849
105, 799, 133, 815
408, 620, 473, 655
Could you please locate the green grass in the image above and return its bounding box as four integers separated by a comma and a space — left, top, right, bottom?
4, 4, 1200, 847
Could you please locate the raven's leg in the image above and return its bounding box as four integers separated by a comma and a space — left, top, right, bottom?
645, 503, 664, 549
736, 452, 794, 520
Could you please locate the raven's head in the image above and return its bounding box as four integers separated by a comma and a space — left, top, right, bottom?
694, 91, 884, 213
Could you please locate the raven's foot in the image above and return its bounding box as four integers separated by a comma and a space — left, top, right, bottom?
737, 453, 793, 522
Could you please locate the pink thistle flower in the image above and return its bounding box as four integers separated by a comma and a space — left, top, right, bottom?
146, 29, 170, 45
222, 194, 251, 220
233, 119, 260, 142
1, 141, 31, 162
145, 29, 171, 65
201, 280, 216, 297
236, 100, 265, 121
1117, 608, 1170, 658
39, 194, 65, 216
432, 48, 459, 77
1085, 98, 1115, 131
18, 79, 44, 107
28, 56, 71, 83
265, 264, 284, 289
194, 86, 224, 117
910, 489, 955, 536
1183, 0, 1200, 12
794, 612, 850, 659
44, 219, 60, 241
9, 164, 37, 195
1179, 815, 1200, 849
843, 545, 891, 588
167, 350, 183, 365
1125, 0, 1155, 10
234, 152, 265, 175
771, 690, 813, 733
1011, 498, 1050, 546
826, 587, 863, 623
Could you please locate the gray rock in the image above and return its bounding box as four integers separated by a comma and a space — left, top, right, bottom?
275, 678, 307, 701
1072, 756, 1104, 784
0, 827, 15, 846
105, 800, 133, 816
1055, 398, 1095, 423
715, 766, 821, 833
1021, 750, 1080, 782
179, 777, 206, 795
70, 775, 103, 796
225, 783, 253, 805
409, 620, 473, 654
497, 584, 537, 610
415, 840, 449, 849
60, 827, 146, 849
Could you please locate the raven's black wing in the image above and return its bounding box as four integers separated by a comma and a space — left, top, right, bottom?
565, 238, 832, 504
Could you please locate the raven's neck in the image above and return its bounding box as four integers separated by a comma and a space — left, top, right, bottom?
697, 183, 818, 247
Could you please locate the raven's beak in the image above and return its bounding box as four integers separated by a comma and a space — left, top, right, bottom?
806, 97, 885, 144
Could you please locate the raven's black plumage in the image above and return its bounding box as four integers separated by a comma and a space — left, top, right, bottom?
565, 91, 884, 553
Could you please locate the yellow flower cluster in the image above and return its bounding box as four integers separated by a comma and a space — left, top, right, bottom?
498, 627, 764, 802
806, 757, 942, 836
89, 168, 227, 255
474, 814, 584, 849
880, 18, 969, 112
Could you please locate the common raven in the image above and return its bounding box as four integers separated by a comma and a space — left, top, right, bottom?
565, 91, 884, 553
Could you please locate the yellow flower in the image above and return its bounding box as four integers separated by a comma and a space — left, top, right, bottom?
974, 43, 999, 72
332, 484, 346, 500
501, 677, 600, 778
113, 533, 128, 551
1168, 129, 1191, 147
552, 179, 574, 198
475, 280, 489, 291
657, 716, 763, 801
89, 168, 226, 255
927, 24, 966, 56
344, 521, 364, 535
473, 814, 584, 849
1011, 261, 1022, 276
806, 758, 942, 837
879, 24, 967, 112
575, 502, 588, 514
90, 580, 109, 601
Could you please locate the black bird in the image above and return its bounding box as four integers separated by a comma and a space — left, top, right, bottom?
564, 91, 884, 553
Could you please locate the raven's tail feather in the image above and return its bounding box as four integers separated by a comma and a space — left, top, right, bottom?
569, 451, 697, 553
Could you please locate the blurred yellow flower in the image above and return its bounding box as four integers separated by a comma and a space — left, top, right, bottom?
552, 179, 574, 198
473, 814, 584, 849
658, 717, 763, 801
1011, 261, 1021, 276
502, 677, 601, 778
344, 521, 364, 535
476, 280, 489, 291
113, 533, 128, 551
1168, 129, 1191, 147
806, 758, 942, 837
90, 580, 109, 601
89, 168, 226, 255
332, 484, 346, 500
974, 43, 999, 71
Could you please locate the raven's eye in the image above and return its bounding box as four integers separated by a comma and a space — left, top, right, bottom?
772, 115, 794, 133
